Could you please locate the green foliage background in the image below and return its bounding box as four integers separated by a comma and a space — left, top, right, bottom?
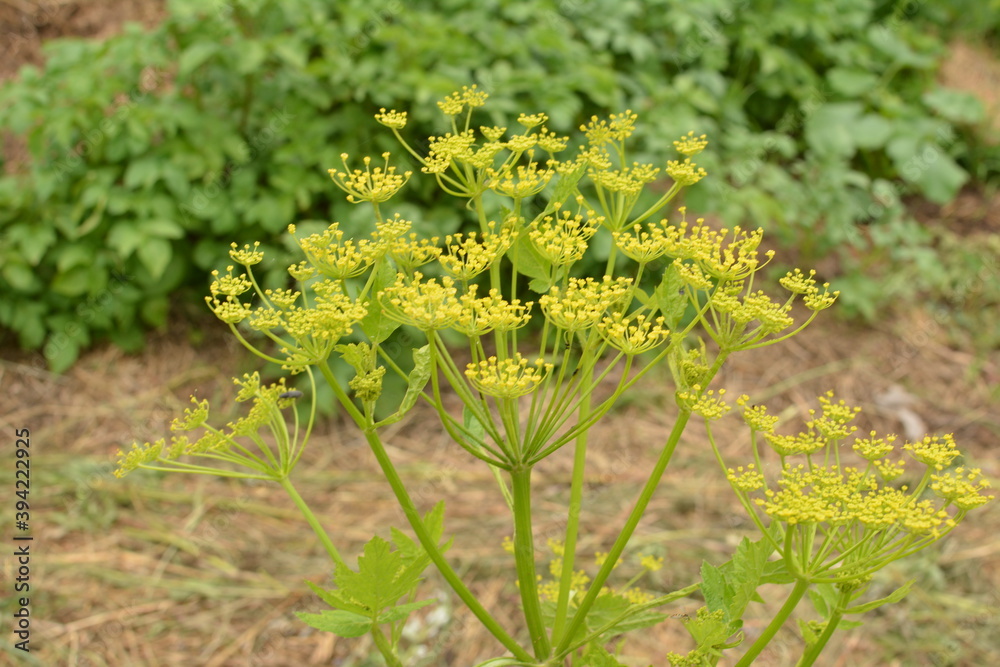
1, 0, 997, 370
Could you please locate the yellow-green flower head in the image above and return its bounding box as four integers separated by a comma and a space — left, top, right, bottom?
374, 107, 408, 130
296, 223, 377, 280
487, 161, 555, 198
388, 233, 442, 272
874, 457, 907, 481
641, 554, 665, 572
248, 305, 284, 331
806, 392, 861, 439
536, 127, 570, 153
378, 272, 462, 331
898, 499, 954, 537
581, 110, 638, 146
504, 133, 538, 153
759, 464, 843, 524
539, 276, 633, 332
210, 266, 253, 298
437, 84, 488, 116
529, 210, 600, 266
589, 162, 661, 197
673, 131, 709, 157
235, 372, 261, 402
727, 464, 766, 492
439, 223, 515, 281
701, 226, 771, 281
288, 260, 317, 282
765, 431, 827, 456
349, 366, 387, 403
454, 286, 533, 336
229, 241, 263, 266
674, 259, 715, 291
423, 130, 476, 173
480, 125, 507, 141
904, 434, 962, 470
803, 281, 839, 311
665, 158, 707, 186
374, 213, 413, 241
736, 395, 780, 433
597, 311, 670, 355
263, 288, 300, 310
205, 295, 251, 324
114, 437, 166, 478
931, 468, 994, 510
464, 354, 552, 399
468, 141, 506, 169
612, 219, 684, 263
282, 284, 367, 342
677, 386, 730, 420
171, 397, 210, 432
780, 268, 819, 294
729, 290, 795, 335
852, 431, 897, 461
517, 112, 549, 129
575, 145, 613, 170
848, 486, 910, 530
329, 152, 412, 204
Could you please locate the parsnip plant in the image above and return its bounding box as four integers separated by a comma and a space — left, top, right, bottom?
115, 87, 993, 666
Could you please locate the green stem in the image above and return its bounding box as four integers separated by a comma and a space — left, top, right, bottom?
734, 577, 811, 667
370, 624, 403, 667
277, 476, 347, 570
551, 391, 591, 646
795, 589, 849, 667
510, 465, 552, 660
554, 408, 693, 655
361, 428, 535, 663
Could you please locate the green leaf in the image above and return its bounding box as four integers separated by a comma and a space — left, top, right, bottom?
333, 536, 429, 614
359, 261, 402, 344
137, 237, 173, 280
699, 561, 728, 616
852, 114, 893, 150
582, 643, 627, 666
377, 345, 430, 427
378, 598, 437, 624
295, 610, 371, 637
922, 88, 984, 124
107, 222, 144, 258
511, 233, 552, 290
826, 68, 880, 97
653, 264, 687, 329
804, 102, 863, 158
845, 580, 914, 615
178, 42, 220, 78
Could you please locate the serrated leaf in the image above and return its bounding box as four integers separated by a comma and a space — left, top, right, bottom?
582, 642, 627, 666
378, 598, 437, 624
845, 580, 914, 615
296, 609, 371, 637
700, 561, 728, 616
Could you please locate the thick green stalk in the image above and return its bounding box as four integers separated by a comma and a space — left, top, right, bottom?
550, 392, 591, 646
510, 465, 552, 660
554, 408, 693, 656
370, 624, 403, 667
795, 588, 849, 667
734, 577, 811, 667
277, 476, 347, 570
361, 428, 534, 663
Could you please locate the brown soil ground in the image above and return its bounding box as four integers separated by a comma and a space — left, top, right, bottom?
1, 3, 999, 666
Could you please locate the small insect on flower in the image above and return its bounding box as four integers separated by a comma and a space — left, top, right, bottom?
279, 390, 304, 399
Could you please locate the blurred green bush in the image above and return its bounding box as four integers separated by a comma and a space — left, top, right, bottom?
0, 0, 996, 370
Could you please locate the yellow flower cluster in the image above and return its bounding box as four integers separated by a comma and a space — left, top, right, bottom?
589, 162, 660, 197
294, 223, 381, 279
454, 286, 533, 336
597, 312, 670, 355
229, 241, 263, 266
439, 223, 515, 280
538, 276, 633, 332
672, 131, 709, 156
581, 110, 638, 145
328, 152, 412, 204
436, 84, 488, 115
487, 162, 555, 198
736, 395, 779, 433
378, 272, 462, 331
677, 386, 730, 420
374, 107, 408, 130
423, 130, 476, 174
209, 266, 252, 297
464, 354, 552, 399
665, 158, 707, 186
528, 210, 600, 266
